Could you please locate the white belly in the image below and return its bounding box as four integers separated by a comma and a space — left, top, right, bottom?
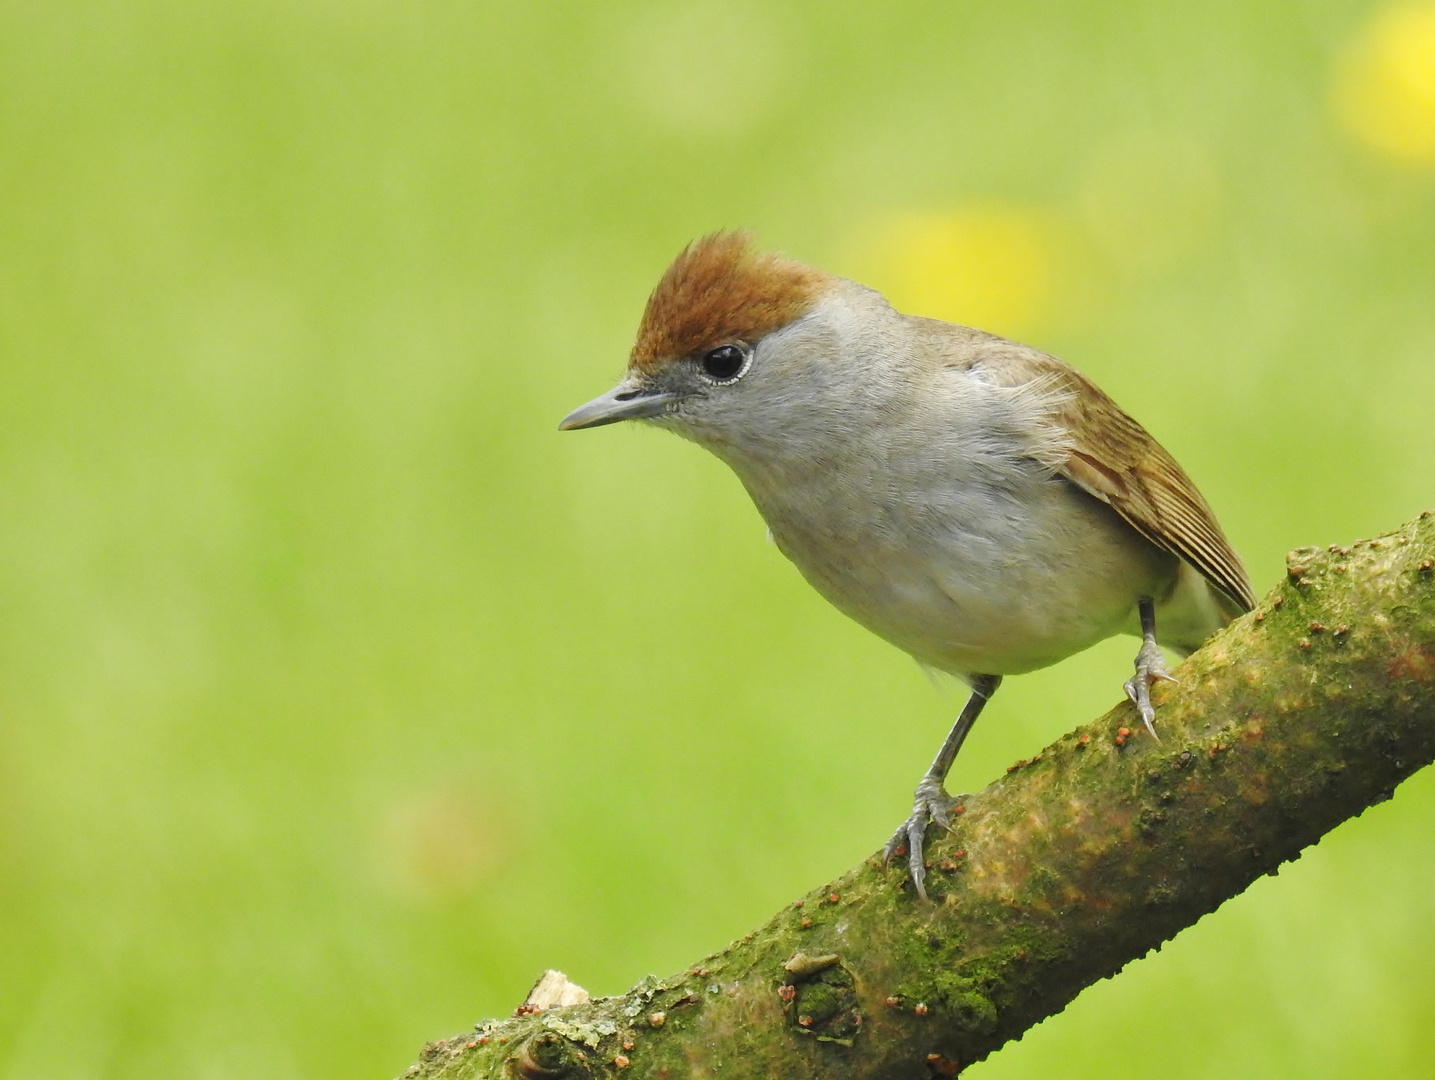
745, 459, 1179, 680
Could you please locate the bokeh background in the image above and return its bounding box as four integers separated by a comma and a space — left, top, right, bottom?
2, 1, 1435, 1077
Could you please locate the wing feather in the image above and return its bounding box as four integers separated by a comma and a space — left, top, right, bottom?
955, 336, 1256, 614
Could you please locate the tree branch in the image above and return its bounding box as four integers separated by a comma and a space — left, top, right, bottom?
399, 511, 1435, 1080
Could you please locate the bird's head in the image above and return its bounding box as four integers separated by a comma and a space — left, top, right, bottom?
560, 232, 871, 452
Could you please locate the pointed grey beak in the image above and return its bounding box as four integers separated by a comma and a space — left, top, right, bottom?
559, 382, 677, 431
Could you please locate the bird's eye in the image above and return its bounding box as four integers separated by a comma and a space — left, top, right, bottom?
700, 344, 748, 383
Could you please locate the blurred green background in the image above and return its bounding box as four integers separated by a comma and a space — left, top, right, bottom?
2, 1, 1435, 1077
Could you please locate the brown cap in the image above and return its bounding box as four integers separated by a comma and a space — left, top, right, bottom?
629, 231, 827, 374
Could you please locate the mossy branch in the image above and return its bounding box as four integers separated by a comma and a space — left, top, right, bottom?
400, 511, 1435, 1080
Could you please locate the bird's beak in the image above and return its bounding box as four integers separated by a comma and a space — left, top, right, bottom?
558, 381, 677, 431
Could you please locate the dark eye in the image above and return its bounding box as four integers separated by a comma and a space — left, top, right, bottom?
701, 344, 747, 382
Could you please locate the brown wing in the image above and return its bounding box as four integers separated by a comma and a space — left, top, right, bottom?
968, 339, 1256, 614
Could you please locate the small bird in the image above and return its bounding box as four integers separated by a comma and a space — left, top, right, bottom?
560, 231, 1254, 898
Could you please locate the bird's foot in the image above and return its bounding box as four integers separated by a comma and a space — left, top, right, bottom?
1124, 639, 1178, 741
883, 776, 963, 900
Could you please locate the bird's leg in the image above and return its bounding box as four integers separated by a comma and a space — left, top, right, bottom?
884, 674, 1001, 900
1123, 595, 1178, 741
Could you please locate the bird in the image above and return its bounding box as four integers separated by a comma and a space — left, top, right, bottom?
560, 231, 1254, 899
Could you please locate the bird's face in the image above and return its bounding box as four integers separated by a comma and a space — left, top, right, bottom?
557, 337, 756, 432
560, 231, 891, 463
560, 231, 823, 435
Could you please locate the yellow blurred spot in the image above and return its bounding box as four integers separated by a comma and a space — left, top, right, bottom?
848, 208, 1054, 337
1334, 2, 1435, 167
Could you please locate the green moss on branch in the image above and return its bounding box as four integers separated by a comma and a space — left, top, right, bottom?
401, 511, 1435, 1080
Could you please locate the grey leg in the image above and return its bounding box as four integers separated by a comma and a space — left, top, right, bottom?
1123, 596, 1177, 740
883, 673, 1001, 900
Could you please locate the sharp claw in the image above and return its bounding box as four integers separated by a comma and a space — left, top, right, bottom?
887, 781, 965, 899
1127, 635, 1179, 740
908, 824, 928, 900
882, 829, 905, 866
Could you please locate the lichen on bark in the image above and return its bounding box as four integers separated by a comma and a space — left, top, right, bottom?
399, 511, 1435, 1080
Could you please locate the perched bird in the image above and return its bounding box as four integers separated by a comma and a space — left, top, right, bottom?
560, 231, 1254, 898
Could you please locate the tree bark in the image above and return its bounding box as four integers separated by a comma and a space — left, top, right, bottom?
399, 511, 1435, 1080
